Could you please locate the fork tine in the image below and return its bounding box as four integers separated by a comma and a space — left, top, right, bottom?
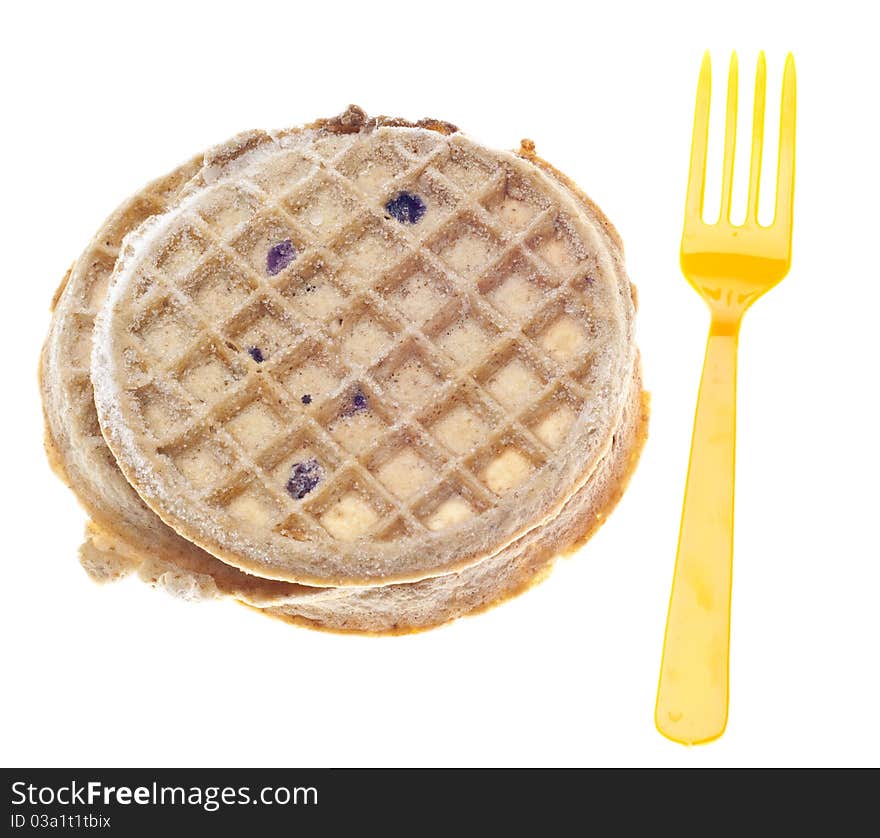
684, 51, 712, 227
774, 53, 797, 234
746, 52, 767, 223
719, 52, 739, 221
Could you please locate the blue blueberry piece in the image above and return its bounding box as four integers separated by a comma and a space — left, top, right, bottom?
385, 192, 427, 224
301, 394, 312, 405
247, 346, 264, 363
286, 458, 322, 499
352, 389, 368, 412
266, 239, 297, 275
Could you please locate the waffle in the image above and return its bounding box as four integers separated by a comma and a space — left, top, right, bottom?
91, 106, 642, 589
38, 140, 641, 626
40, 160, 315, 605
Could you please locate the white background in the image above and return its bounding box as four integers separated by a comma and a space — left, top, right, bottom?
2, 0, 877, 768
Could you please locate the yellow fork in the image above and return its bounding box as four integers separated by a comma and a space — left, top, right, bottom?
655, 51, 796, 745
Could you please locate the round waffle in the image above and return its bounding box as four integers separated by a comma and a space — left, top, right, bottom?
40, 160, 313, 604
91, 106, 641, 588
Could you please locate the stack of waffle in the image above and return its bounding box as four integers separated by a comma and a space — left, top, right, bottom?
41, 106, 647, 633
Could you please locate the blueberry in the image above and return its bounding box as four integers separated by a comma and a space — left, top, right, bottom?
352, 389, 368, 412
286, 458, 322, 499
385, 192, 427, 224
301, 394, 312, 405
247, 346, 264, 363
266, 239, 297, 275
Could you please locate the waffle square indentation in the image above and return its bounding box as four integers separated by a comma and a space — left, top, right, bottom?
230, 213, 306, 277
226, 298, 301, 362
527, 215, 584, 270
225, 395, 285, 453
477, 447, 535, 495
133, 383, 192, 437
480, 169, 549, 232
249, 150, 315, 195
373, 341, 448, 410
177, 344, 242, 404
482, 255, 555, 322
339, 306, 397, 367
273, 341, 347, 408
415, 480, 484, 532
276, 258, 348, 324
384, 259, 453, 327
182, 256, 255, 322
431, 216, 502, 279
337, 219, 404, 270
283, 174, 360, 241
163, 434, 236, 490
526, 388, 579, 450
426, 393, 494, 456
226, 483, 285, 529
199, 184, 262, 236
336, 142, 409, 196
479, 348, 547, 410
367, 432, 439, 501
325, 387, 389, 455
430, 306, 499, 368
132, 298, 197, 360
307, 472, 390, 542
437, 145, 494, 192
154, 224, 209, 277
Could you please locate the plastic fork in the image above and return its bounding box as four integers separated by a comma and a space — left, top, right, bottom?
655, 51, 796, 745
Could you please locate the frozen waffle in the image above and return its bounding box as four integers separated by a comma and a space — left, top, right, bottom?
91, 106, 642, 588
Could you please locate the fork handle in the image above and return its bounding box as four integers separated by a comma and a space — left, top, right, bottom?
656, 320, 739, 744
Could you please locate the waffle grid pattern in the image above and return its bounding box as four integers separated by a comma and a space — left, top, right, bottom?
116, 130, 614, 547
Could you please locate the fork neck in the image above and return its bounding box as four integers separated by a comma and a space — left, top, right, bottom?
708, 314, 742, 338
